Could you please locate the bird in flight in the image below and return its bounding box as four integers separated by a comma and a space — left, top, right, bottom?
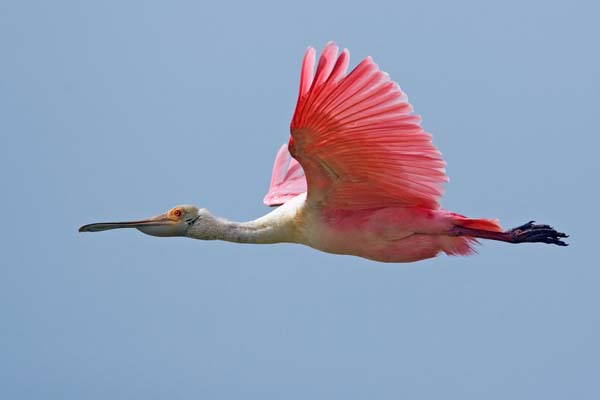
79, 43, 568, 262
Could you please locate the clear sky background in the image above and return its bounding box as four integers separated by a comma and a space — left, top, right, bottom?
1, 0, 598, 399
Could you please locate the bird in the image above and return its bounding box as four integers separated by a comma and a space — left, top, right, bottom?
79, 43, 568, 263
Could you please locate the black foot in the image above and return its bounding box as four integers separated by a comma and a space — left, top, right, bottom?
508, 221, 569, 246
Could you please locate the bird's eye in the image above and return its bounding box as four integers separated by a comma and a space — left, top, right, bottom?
173, 209, 182, 217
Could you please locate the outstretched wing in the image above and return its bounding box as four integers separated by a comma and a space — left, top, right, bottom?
289, 43, 447, 210
263, 144, 307, 206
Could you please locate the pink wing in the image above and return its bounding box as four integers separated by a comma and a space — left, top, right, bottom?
289, 43, 448, 210
263, 144, 307, 206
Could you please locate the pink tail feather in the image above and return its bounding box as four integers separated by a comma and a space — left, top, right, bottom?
450, 213, 503, 232
441, 215, 503, 257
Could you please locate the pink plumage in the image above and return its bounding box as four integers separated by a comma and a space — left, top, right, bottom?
263, 144, 307, 206
289, 42, 447, 210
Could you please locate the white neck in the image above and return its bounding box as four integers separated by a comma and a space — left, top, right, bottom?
185, 215, 285, 244
185, 195, 306, 244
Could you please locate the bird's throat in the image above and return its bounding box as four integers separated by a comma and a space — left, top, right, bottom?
185, 213, 292, 244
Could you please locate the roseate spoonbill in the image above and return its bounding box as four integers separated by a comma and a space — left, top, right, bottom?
79, 43, 568, 263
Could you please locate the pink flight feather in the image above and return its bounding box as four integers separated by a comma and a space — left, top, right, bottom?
263, 144, 307, 206
288, 43, 448, 210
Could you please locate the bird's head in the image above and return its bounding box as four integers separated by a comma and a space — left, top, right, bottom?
79, 205, 201, 237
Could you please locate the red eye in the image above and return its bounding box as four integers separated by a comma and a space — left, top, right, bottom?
173, 210, 182, 217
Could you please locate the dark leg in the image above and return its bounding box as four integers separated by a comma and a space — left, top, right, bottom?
451, 221, 569, 246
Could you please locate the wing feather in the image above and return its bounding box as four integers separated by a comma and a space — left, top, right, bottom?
263, 144, 307, 206
289, 43, 447, 210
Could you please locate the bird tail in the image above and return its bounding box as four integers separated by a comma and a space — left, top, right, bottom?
454, 216, 503, 232
440, 215, 503, 256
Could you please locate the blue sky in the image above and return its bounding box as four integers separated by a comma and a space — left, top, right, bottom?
1, 0, 599, 399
